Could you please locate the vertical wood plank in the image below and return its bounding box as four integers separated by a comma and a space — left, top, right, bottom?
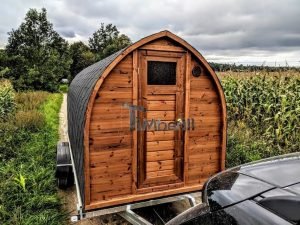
132, 50, 138, 193
137, 51, 146, 187
174, 55, 185, 180
184, 52, 191, 184
221, 113, 227, 170
84, 75, 104, 206
84, 106, 91, 205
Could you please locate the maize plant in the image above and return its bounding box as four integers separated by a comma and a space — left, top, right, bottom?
0, 80, 15, 121
220, 71, 300, 166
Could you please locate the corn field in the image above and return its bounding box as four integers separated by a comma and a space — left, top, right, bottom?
220, 71, 300, 167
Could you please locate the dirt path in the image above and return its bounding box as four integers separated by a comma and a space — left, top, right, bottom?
58, 93, 201, 224
59, 94, 68, 142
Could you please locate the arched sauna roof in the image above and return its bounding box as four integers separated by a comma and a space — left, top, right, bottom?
67, 30, 226, 203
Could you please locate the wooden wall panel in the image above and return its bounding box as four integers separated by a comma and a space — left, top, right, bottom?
187, 57, 223, 185
85, 43, 225, 209
89, 54, 133, 203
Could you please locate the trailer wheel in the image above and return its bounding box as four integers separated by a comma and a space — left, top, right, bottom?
55, 142, 74, 189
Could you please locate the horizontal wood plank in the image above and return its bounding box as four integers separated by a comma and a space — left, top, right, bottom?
140, 44, 186, 53
147, 150, 174, 162
91, 186, 132, 201
190, 78, 215, 90
146, 95, 176, 101
91, 113, 130, 121
90, 135, 132, 145
146, 169, 174, 178
147, 131, 175, 141
189, 151, 220, 162
147, 100, 176, 111
189, 103, 221, 112
190, 134, 222, 143
90, 120, 130, 130
190, 90, 219, 100
147, 111, 175, 120
188, 164, 220, 177
146, 160, 174, 172
188, 141, 222, 151
147, 140, 175, 151
90, 174, 132, 187
100, 86, 132, 92
90, 163, 132, 175
89, 128, 131, 136
105, 75, 132, 85
99, 91, 132, 99
90, 169, 131, 181
90, 148, 132, 164
147, 86, 177, 95
189, 127, 222, 137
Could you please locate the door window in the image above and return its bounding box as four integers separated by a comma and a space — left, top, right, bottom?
147, 61, 176, 85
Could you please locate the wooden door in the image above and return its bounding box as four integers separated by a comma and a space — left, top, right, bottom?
137, 50, 186, 189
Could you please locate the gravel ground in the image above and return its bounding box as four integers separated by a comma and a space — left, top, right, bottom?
58, 93, 201, 224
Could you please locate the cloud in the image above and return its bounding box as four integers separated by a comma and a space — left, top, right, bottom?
0, 0, 299, 66
59, 30, 76, 38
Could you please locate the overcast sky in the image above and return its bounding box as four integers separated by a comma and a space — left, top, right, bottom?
1, 0, 300, 66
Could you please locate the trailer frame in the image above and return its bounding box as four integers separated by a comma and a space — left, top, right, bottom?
57, 136, 201, 224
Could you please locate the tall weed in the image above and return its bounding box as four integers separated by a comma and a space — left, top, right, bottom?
0, 79, 15, 120
15, 91, 49, 111
14, 110, 45, 132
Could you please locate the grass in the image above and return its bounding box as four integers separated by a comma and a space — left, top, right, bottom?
58, 84, 68, 93
0, 92, 66, 224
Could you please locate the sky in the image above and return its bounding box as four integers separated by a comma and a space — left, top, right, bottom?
0, 0, 300, 66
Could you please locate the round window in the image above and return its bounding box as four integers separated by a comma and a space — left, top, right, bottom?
192, 66, 202, 77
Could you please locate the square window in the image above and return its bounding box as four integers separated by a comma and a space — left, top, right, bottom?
147, 61, 176, 85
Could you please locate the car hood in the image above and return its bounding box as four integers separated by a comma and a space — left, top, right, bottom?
204, 153, 300, 211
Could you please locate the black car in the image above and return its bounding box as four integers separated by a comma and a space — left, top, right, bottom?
167, 153, 300, 225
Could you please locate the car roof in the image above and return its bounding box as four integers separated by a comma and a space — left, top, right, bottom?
167, 154, 300, 225
238, 154, 300, 187
204, 153, 300, 211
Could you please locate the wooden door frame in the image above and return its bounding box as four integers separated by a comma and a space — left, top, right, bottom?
137, 50, 186, 191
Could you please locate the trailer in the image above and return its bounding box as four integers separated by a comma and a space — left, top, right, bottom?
55, 30, 227, 223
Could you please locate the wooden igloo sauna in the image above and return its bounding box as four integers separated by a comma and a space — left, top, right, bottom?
68, 30, 227, 211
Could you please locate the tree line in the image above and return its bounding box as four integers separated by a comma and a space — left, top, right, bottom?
1, 8, 298, 92
0, 8, 131, 92
210, 62, 300, 72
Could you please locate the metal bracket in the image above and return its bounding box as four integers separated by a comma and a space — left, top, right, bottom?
56, 163, 73, 167
185, 194, 197, 207
70, 215, 79, 222
118, 205, 152, 225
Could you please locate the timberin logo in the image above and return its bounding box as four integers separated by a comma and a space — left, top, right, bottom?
123, 103, 195, 131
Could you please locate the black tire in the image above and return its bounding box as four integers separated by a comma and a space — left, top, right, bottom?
56, 142, 74, 189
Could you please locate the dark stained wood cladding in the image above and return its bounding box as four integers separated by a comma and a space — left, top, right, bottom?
187, 57, 223, 184
73, 32, 227, 210
89, 54, 133, 202
68, 50, 124, 206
